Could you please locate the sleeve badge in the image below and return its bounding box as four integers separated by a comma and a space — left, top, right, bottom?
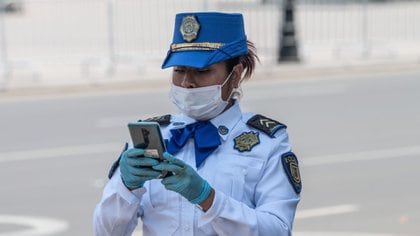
281, 152, 302, 194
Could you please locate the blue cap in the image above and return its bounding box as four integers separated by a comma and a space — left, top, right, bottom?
161, 12, 248, 69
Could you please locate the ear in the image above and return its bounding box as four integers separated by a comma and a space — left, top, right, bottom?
231, 63, 244, 87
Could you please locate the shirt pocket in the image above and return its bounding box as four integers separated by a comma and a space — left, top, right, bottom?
142, 179, 180, 234
208, 156, 264, 202
146, 179, 178, 210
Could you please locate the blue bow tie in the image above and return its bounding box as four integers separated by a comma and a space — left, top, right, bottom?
166, 121, 221, 168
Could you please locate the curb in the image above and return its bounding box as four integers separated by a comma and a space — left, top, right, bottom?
1, 59, 419, 100
254, 59, 420, 82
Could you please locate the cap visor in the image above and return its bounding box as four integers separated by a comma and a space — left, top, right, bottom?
161, 51, 214, 69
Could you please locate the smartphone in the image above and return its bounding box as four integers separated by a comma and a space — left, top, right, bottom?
128, 121, 169, 178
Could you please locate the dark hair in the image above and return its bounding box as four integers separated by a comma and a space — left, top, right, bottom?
226, 40, 260, 80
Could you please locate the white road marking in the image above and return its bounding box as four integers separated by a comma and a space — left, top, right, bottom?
243, 84, 348, 101
96, 114, 157, 128
1, 143, 419, 167
296, 204, 359, 220
294, 232, 395, 236
0, 215, 68, 236
0, 142, 122, 164
295, 205, 401, 236
303, 145, 420, 167
96, 116, 138, 128
92, 178, 108, 189
132, 228, 143, 236
0, 82, 170, 104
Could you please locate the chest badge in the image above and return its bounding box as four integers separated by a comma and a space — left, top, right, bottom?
234, 131, 260, 152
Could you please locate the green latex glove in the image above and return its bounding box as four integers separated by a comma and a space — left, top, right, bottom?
153, 152, 212, 204
119, 148, 162, 189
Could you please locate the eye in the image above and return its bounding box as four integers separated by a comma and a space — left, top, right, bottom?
174, 67, 186, 73
197, 68, 210, 74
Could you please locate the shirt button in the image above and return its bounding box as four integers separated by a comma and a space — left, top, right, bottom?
183, 225, 190, 231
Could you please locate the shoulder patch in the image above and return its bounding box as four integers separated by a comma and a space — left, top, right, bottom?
108, 143, 128, 179
140, 114, 171, 126
247, 114, 286, 138
281, 152, 302, 194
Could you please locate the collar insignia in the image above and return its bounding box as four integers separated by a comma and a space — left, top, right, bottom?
218, 125, 229, 135
172, 122, 185, 126
180, 15, 200, 42
234, 131, 260, 152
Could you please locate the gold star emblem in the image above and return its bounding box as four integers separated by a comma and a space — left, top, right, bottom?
234, 131, 260, 152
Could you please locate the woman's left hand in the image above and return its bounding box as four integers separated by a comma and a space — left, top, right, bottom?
153, 152, 212, 204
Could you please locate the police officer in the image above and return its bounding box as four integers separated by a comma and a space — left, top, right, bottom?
93, 12, 301, 236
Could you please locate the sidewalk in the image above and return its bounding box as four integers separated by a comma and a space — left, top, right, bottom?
2, 0, 420, 98
256, 56, 420, 81
1, 55, 420, 100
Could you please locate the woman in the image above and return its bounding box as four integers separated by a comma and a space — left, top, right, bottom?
94, 12, 301, 236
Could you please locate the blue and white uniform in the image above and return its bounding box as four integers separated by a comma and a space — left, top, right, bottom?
93, 103, 301, 236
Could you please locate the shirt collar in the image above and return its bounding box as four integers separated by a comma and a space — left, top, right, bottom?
210, 101, 242, 141
169, 102, 242, 141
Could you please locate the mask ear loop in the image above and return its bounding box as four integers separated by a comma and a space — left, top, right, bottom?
231, 72, 245, 100
220, 70, 234, 88
222, 69, 245, 102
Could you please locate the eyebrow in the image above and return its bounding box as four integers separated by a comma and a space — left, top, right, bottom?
174, 66, 212, 71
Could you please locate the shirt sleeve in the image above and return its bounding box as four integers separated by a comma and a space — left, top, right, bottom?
93, 168, 146, 236
198, 129, 300, 236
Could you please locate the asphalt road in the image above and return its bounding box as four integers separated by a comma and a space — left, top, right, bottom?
0, 70, 419, 236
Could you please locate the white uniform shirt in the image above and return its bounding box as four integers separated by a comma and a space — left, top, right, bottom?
93, 103, 300, 236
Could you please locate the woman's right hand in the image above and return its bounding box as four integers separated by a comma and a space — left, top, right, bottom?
119, 148, 162, 190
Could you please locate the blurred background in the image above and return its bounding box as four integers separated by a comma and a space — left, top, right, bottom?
1, 0, 420, 88
0, 0, 419, 235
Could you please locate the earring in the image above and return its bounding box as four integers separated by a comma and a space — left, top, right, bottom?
232, 87, 243, 100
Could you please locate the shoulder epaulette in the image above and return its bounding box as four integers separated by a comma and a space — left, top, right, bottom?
140, 114, 171, 126
246, 114, 286, 138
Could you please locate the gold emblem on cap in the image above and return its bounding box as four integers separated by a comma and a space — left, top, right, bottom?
180, 15, 200, 42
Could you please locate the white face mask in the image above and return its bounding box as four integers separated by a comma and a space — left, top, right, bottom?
169, 71, 235, 121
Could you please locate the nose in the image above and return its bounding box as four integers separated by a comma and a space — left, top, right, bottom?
180, 71, 196, 88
